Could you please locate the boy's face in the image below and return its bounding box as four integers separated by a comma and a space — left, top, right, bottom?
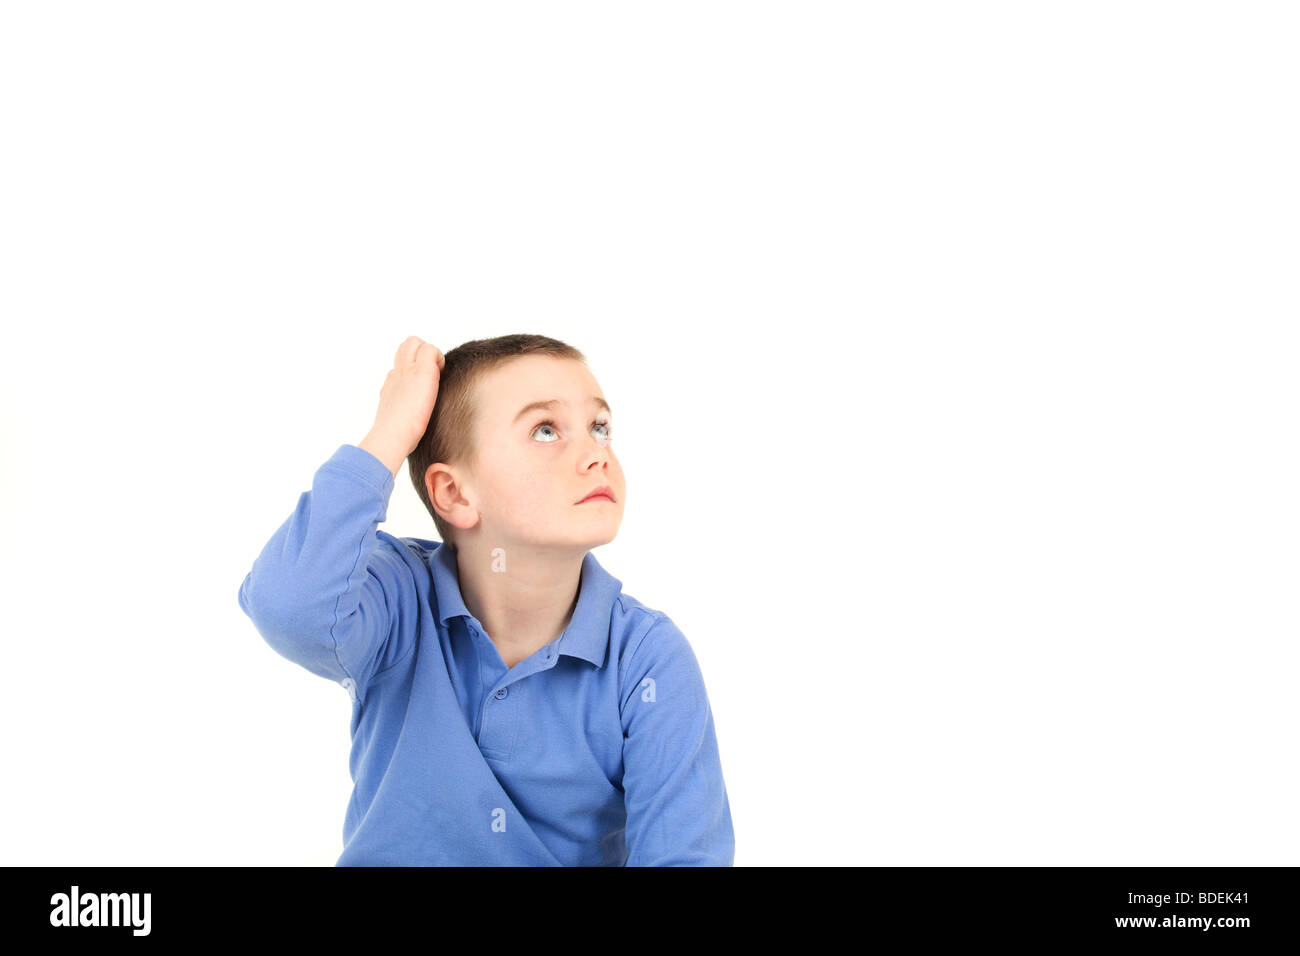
461, 355, 625, 552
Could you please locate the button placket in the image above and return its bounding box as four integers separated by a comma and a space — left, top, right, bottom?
479, 676, 519, 757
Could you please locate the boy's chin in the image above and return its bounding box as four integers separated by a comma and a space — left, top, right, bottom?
560, 526, 620, 550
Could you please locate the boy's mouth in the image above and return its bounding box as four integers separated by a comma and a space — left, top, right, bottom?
576, 485, 616, 504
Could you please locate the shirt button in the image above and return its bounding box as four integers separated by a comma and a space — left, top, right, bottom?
494, 687, 508, 700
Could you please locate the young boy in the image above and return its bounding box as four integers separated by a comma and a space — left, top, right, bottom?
237, 334, 735, 865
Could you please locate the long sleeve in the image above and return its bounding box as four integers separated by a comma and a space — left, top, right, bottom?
237, 443, 419, 705
619, 615, 735, 866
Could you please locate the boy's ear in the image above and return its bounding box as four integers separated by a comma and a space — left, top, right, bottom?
426, 463, 478, 531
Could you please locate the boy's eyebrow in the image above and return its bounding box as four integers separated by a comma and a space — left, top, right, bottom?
513, 396, 611, 423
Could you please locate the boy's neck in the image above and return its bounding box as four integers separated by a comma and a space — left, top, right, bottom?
452, 540, 584, 669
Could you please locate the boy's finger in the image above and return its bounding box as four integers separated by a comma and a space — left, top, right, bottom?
392, 335, 423, 366
416, 342, 443, 369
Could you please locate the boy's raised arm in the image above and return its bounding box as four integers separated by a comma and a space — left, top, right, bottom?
237, 336, 445, 703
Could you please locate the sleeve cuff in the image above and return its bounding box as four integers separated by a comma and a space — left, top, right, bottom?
322, 443, 398, 499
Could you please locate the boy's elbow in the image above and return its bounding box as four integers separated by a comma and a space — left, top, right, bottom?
239, 574, 317, 651
237, 571, 255, 617
237, 567, 279, 621
238, 569, 321, 630
244, 601, 345, 682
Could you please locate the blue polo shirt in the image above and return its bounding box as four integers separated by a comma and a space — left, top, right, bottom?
237, 443, 734, 866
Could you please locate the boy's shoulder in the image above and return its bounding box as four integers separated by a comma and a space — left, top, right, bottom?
612, 588, 666, 630
365, 532, 442, 576
390, 533, 441, 559
610, 590, 697, 666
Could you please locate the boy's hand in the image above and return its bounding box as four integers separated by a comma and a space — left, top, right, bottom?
359, 336, 445, 476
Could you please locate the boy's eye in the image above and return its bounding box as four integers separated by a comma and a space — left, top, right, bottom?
531, 419, 613, 444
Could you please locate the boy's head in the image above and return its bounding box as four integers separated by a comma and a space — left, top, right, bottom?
408, 334, 625, 554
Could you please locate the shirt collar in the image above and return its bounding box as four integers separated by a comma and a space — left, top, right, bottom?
426, 541, 622, 669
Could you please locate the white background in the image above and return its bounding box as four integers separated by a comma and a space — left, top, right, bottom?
1, 2, 1296, 866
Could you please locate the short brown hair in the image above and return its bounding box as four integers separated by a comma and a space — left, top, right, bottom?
407, 333, 587, 548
